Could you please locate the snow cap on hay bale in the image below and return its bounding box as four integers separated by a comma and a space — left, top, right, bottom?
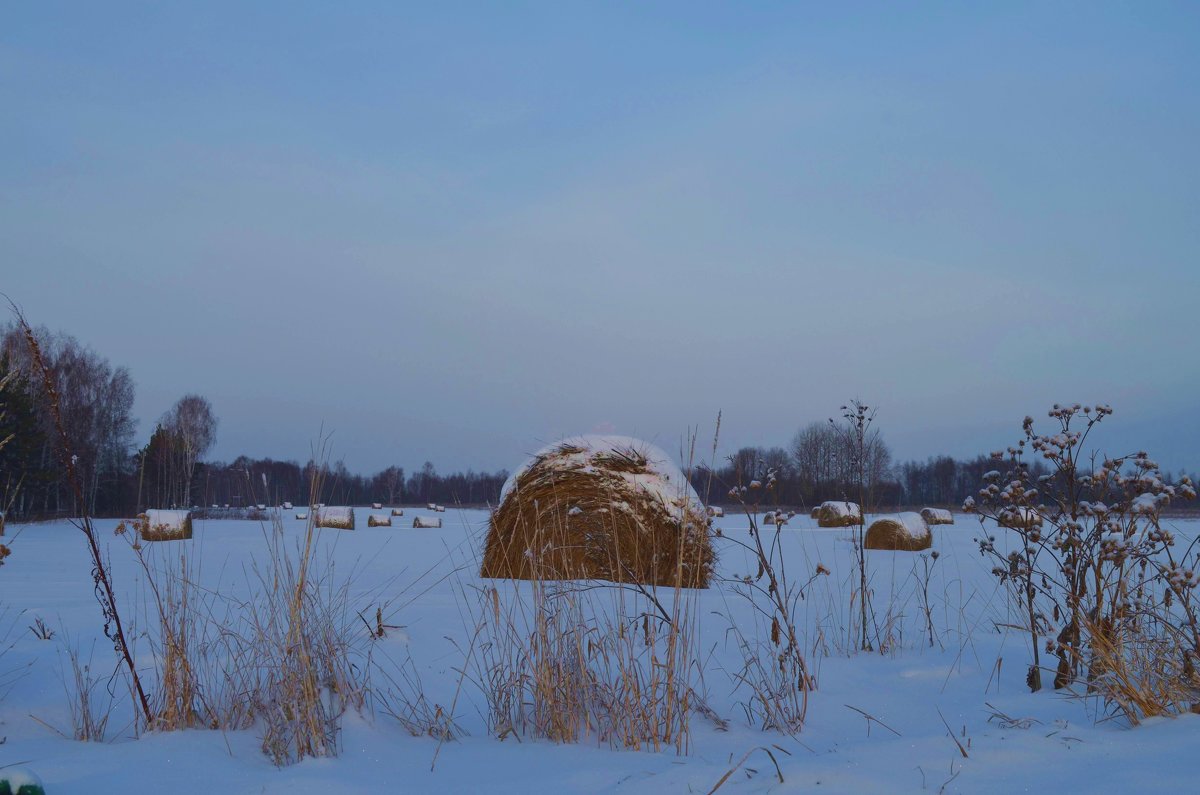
140, 509, 193, 542
920, 507, 954, 526
295, 511, 308, 520
816, 501, 861, 527
998, 507, 1042, 530
865, 512, 932, 552
391, 508, 404, 516
315, 506, 355, 530
481, 435, 714, 588
367, 513, 391, 527
413, 515, 442, 529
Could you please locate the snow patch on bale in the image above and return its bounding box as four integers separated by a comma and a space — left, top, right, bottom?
367, 514, 391, 527
139, 509, 193, 542
315, 506, 355, 530
816, 501, 862, 528
865, 512, 932, 552
481, 435, 714, 588
920, 507, 954, 526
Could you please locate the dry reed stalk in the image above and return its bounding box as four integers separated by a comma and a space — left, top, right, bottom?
10, 305, 153, 726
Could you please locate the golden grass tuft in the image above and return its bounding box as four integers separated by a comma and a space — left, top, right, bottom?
864, 512, 932, 552
480, 436, 714, 588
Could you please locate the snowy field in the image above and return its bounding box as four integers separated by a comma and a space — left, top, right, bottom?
2, 508, 1199, 794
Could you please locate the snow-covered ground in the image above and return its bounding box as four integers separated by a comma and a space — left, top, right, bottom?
2, 508, 1198, 794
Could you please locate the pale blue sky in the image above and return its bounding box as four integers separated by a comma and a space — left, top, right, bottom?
3, 3, 1198, 474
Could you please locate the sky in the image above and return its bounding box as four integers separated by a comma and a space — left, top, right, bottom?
2, 2, 1198, 476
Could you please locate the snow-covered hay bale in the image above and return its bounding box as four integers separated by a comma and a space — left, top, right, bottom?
706, 505, 724, 518
390, 508, 405, 516
816, 501, 862, 528
413, 515, 442, 529
481, 435, 714, 588
372, 502, 383, 510
998, 507, 1043, 530
810, 506, 820, 519
282, 501, 293, 510
434, 505, 446, 513
920, 507, 954, 526
315, 506, 355, 530
426, 502, 437, 511
295, 512, 308, 520
140, 509, 193, 542
367, 513, 392, 528
865, 512, 932, 552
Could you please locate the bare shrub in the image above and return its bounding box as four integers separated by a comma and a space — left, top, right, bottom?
968, 403, 1198, 707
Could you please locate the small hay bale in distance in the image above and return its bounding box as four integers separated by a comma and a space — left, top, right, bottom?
372, 502, 383, 510
315, 506, 355, 530
998, 507, 1042, 530
865, 512, 932, 552
816, 501, 862, 527
390, 508, 404, 516
367, 513, 392, 527
295, 511, 308, 520
282, 501, 293, 510
706, 505, 724, 518
413, 515, 442, 529
920, 507, 954, 526
140, 509, 193, 542
426, 502, 437, 510
434, 505, 446, 513
481, 435, 715, 588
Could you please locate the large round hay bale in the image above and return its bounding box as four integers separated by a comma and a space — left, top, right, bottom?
139, 509, 193, 542
865, 512, 932, 551
367, 513, 392, 527
481, 436, 714, 588
315, 506, 355, 530
920, 507, 954, 526
816, 501, 861, 528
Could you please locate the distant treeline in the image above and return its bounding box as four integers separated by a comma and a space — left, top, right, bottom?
2, 322, 1196, 520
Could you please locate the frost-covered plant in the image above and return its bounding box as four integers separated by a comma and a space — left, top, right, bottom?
967, 403, 1198, 706
833, 400, 877, 652
718, 454, 816, 733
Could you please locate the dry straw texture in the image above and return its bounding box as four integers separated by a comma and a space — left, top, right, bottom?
139, 510, 194, 542
480, 435, 714, 588
315, 506, 355, 530
816, 501, 861, 528
864, 512, 932, 552
920, 507, 954, 525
